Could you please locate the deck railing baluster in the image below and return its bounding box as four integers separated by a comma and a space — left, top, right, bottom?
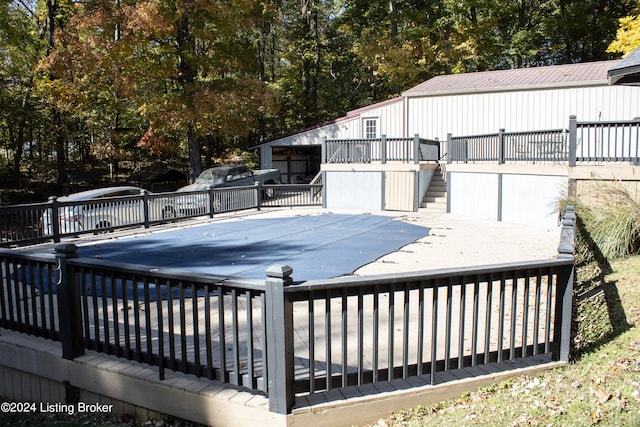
483, 278, 493, 365
457, 279, 466, 370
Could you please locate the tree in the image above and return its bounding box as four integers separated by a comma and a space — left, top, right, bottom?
0, 0, 46, 176
41, 0, 273, 182
607, 8, 640, 55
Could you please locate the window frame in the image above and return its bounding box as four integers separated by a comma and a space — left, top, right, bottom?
363, 117, 379, 139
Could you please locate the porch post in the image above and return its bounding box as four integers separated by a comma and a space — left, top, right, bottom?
413, 134, 420, 164
568, 115, 577, 167
447, 133, 453, 164
265, 265, 295, 414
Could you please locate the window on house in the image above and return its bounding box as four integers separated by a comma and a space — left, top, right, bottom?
364, 118, 378, 139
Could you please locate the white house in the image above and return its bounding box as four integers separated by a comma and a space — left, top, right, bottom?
257, 60, 640, 172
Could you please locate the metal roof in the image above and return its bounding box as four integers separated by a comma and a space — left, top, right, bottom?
608, 47, 640, 85
403, 60, 620, 97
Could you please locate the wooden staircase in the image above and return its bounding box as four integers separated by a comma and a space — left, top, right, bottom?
420, 166, 447, 213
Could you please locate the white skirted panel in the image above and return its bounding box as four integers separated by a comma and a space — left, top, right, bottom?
449, 171, 567, 228
501, 174, 567, 228
449, 172, 500, 221
384, 171, 415, 211
325, 171, 383, 210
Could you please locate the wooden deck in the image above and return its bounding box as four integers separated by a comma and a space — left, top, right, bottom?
1, 208, 570, 426
0, 326, 562, 427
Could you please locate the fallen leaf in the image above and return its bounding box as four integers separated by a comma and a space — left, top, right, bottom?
594, 388, 612, 403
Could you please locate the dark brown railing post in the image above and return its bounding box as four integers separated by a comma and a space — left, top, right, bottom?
208, 185, 216, 218
321, 136, 327, 164
568, 115, 577, 167
554, 206, 576, 362
255, 181, 262, 211
48, 196, 60, 243
141, 189, 150, 229
265, 264, 295, 414
498, 128, 506, 164
381, 134, 387, 164
55, 243, 84, 360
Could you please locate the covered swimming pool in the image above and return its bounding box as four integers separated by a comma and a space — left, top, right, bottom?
75, 212, 429, 281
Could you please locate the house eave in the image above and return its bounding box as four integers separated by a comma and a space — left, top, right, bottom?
608, 65, 640, 86
402, 80, 609, 98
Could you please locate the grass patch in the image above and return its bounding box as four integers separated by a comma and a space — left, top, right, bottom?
368, 256, 640, 427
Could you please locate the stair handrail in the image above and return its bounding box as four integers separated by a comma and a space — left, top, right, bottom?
438, 153, 447, 182
309, 171, 322, 186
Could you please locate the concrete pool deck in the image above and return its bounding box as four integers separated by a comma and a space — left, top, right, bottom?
219, 207, 562, 276
352, 210, 561, 275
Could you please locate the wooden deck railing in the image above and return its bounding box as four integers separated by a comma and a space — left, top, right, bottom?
0, 183, 322, 247
447, 116, 640, 166
322, 135, 440, 164
0, 207, 576, 414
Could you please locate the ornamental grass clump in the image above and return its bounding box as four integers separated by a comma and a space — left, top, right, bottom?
563, 182, 640, 261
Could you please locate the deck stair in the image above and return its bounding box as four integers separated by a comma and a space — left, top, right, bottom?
420, 166, 447, 213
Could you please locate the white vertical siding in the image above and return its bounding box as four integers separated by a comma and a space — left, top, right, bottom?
263, 98, 406, 153
448, 171, 567, 228
449, 173, 499, 220
501, 174, 567, 228
408, 85, 640, 140
264, 83, 640, 152
325, 171, 383, 210
384, 171, 415, 211
269, 117, 361, 148
366, 100, 405, 137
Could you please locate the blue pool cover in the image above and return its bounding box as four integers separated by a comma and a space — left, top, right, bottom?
77, 213, 429, 281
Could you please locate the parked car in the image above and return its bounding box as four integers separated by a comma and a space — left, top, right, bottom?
174, 164, 281, 214
176, 164, 280, 192
42, 186, 173, 235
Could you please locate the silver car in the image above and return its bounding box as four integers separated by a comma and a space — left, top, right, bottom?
42, 186, 174, 235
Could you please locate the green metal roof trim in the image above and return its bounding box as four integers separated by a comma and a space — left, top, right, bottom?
608, 47, 640, 85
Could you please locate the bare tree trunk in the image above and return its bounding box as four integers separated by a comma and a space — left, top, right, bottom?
176, 1, 201, 182
390, 0, 398, 40
187, 124, 200, 183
